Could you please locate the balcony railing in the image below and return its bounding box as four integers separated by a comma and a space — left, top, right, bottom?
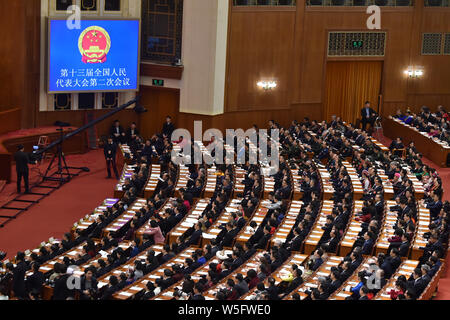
233, 0, 296, 6
424, 0, 450, 6
306, 0, 412, 6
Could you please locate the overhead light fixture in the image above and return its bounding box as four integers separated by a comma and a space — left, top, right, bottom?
414, 69, 423, 77
257, 80, 277, 90
404, 66, 424, 79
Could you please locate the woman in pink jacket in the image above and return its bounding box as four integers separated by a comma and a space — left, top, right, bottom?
145, 220, 165, 244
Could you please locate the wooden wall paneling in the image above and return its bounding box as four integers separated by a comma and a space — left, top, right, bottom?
0, 0, 40, 130
36, 109, 140, 141
411, 8, 450, 97
0, 0, 26, 116
406, 94, 450, 111
22, 0, 41, 129
140, 63, 184, 80
225, 11, 296, 111
0, 108, 21, 136
139, 86, 180, 139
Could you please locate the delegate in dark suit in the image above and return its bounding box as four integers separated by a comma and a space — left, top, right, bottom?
110, 122, 125, 144
360, 103, 377, 131
12, 260, 27, 298
14, 145, 31, 193
104, 138, 119, 179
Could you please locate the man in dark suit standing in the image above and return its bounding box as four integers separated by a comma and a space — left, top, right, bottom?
14, 145, 30, 194
12, 252, 27, 299
360, 101, 377, 132
126, 122, 140, 145
162, 116, 175, 138
104, 137, 119, 179
110, 120, 125, 144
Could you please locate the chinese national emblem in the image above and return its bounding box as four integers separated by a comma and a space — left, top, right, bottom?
78, 26, 111, 63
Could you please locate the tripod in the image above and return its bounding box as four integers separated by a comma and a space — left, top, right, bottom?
42, 128, 76, 184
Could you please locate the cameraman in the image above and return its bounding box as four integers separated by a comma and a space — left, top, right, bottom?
14, 145, 32, 194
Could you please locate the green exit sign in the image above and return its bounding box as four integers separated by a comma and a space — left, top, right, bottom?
152, 79, 164, 86
352, 40, 363, 49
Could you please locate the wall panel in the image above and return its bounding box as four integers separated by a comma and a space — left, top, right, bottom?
223, 4, 450, 125
36, 109, 140, 140
226, 10, 296, 111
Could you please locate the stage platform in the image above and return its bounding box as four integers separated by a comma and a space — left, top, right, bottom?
0, 126, 86, 182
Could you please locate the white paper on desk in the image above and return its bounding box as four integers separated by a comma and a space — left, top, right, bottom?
403, 266, 415, 271
130, 286, 142, 291
99, 250, 108, 257
181, 222, 194, 228
185, 218, 198, 224
121, 292, 133, 297
202, 233, 216, 239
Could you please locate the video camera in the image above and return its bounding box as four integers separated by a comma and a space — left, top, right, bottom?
29, 145, 43, 163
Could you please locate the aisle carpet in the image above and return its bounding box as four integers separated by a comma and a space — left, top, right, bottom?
0, 149, 120, 258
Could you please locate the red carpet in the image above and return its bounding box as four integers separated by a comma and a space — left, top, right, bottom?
0, 149, 121, 259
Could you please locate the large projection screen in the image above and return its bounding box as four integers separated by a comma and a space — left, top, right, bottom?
48, 19, 140, 93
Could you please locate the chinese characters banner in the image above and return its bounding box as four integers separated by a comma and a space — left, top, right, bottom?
49, 19, 140, 93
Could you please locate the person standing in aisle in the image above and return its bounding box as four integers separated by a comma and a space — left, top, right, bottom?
104, 137, 119, 179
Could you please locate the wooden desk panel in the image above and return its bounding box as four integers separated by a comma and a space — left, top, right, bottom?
303, 200, 334, 255
144, 164, 161, 199
113, 247, 197, 300
201, 199, 242, 247
374, 260, 419, 300
411, 206, 431, 260
270, 200, 303, 247
234, 202, 270, 247
135, 198, 176, 242
242, 253, 308, 300
74, 198, 119, 235
167, 199, 206, 244
374, 201, 399, 256
329, 257, 370, 300
383, 117, 450, 167
152, 252, 233, 300
114, 164, 138, 198
338, 201, 364, 257
202, 252, 264, 300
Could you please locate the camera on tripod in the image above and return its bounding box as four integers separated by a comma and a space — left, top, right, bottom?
30, 145, 43, 163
